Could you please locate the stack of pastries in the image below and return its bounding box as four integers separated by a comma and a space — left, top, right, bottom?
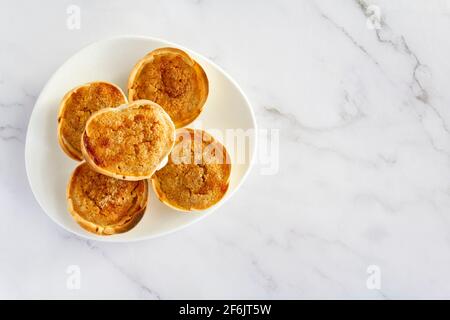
58, 48, 231, 235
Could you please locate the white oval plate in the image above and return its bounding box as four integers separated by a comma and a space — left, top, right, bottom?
25, 36, 256, 242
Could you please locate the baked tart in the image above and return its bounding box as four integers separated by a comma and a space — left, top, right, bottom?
57, 81, 127, 161
67, 163, 148, 235
128, 47, 209, 128
152, 128, 231, 211
81, 99, 176, 180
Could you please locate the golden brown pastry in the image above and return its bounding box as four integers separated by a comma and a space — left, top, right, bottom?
67, 163, 148, 235
152, 128, 231, 211
128, 47, 208, 128
81, 99, 175, 180
57, 81, 127, 161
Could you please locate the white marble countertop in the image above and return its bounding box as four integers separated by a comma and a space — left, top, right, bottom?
1, 0, 450, 299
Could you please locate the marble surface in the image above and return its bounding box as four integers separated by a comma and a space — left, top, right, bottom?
1, 0, 450, 299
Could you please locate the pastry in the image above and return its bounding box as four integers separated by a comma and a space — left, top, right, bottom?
152, 128, 231, 211
57, 81, 127, 160
81, 99, 175, 180
67, 162, 148, 235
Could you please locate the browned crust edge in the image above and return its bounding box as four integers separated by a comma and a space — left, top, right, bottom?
127, 47, 209, 128
151, 128, 231, 212
58, 131, 83, 161
66, 163, 149, 235
80, 100, 176, 181
57, 81, 128, 161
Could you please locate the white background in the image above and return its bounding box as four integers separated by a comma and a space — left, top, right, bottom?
1, 0, 450, 299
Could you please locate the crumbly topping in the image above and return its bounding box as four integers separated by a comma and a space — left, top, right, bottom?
69, 163, 146, 226
154, 129, 231, 210
84, 102, 175, 177
130, 53, 206, 127
59, 83, 126, 155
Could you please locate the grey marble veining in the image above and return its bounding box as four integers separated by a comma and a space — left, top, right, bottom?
1, 0, 450, 299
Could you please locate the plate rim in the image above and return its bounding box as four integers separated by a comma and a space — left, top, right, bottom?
25, 35, 257, 242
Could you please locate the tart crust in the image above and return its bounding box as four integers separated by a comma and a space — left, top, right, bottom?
57, 81, 127, 161
67, 162, 148, 235
128, 47, 208, 128
152, 128, 231, 211
81, 100, 176, 180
